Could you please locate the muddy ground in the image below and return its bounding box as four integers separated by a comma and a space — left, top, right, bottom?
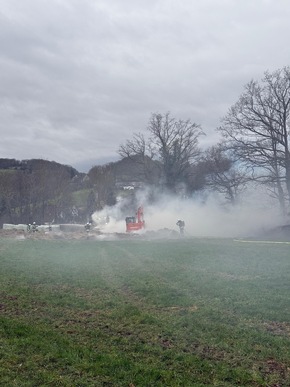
0, 228, 180, 241
1, 225, 290, 241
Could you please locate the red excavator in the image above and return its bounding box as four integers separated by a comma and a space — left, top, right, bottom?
125, 206, 145, 232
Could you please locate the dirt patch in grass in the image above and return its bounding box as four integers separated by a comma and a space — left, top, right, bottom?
259, 358, 289, 382
181, 342, 228, 362
159, 305, 198, 313
0, 293, 22, 316
216, 271, 261, 281
264, 321, 290, 336
0, 229, 100, 241
0, 229, 25, 238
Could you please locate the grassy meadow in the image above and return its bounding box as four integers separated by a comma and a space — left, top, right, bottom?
1, 235, 290, 386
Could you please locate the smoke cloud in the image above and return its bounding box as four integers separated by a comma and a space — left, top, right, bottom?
92, 186, 285, 238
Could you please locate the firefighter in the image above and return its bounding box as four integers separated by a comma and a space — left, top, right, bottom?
31, 222, 38, 232
85, 222, 91, 233
176, 219, 185, 235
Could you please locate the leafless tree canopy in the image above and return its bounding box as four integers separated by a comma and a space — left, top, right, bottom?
219, 66, 290, 213
119, 112, 204, 191
202, 145, 251, 205
3, 68, 290, 225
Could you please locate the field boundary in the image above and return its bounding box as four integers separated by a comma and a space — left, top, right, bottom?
234, 239, 290, 245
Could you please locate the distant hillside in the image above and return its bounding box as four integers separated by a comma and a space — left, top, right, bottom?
0, 158, 79, 177
0, 156, 160, 184
0, 156, 159, 226
0, 158, 89, 226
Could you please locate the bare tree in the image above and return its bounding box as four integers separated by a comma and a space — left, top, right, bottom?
219, 67, 290, 214
118, 133, 161, 185
0, 171, 17, 223
202, 145, 251, 205
24, 161, 74, 223
0, 159, 82, 225
119, 112, 203, 192
88, 163, 116, 210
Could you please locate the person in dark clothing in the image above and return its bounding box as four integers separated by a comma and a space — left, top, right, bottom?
85, 222, 91, 233
176, 219, 185, 235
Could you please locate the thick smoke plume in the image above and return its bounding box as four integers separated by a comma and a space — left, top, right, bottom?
92, 187, 284, 238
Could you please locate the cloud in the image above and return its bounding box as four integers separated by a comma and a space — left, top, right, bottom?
1, 0, 290, 171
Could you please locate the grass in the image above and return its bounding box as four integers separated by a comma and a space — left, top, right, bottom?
1, 236, 290, 386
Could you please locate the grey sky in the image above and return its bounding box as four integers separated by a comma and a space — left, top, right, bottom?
1, 0, 289, 172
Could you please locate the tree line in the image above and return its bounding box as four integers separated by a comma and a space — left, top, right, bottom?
1, 66, 289, 225
0, 160, 86, 225
119, 66, 290, 217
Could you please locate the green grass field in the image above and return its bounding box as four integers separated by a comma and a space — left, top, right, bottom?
1, 235, 290, 386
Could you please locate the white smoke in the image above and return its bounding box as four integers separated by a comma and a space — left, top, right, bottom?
91, 197, 126, 233
91, 186, 285, 238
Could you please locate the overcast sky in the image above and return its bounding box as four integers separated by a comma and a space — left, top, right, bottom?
1, 0, 290, 172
